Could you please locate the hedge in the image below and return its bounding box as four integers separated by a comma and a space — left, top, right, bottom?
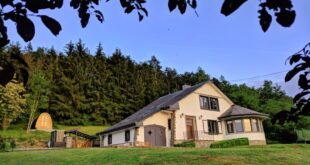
210, 138, 249, 148
174, 140, 195, 147
0, 136, 16, 152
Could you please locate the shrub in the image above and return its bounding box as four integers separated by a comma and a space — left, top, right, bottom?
210, 138, 249, 148
174, 140, 195, 147
0, 136, 16, 152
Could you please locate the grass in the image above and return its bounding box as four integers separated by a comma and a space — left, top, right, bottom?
0, 144, 309, 165
54, 125, 109, 135
0, 125, 109, 147
0, 128, 50, 148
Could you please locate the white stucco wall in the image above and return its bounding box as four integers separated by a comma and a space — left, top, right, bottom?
222, 119, 266, 141
102, 128, 135, 146
136, 111, 172, 147
175, 82, 233, 141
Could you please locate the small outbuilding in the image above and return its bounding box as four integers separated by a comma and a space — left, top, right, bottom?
64, 129, 97, 148
35, 112, 53, 131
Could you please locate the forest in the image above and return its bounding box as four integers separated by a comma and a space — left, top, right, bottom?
0, 40, 308, 143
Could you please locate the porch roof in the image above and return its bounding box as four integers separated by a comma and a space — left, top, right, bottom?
218, 105, 268, 120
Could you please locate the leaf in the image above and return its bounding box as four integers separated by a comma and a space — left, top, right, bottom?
92, 0, 99, 5
16, 16, 35, 42
141, 8, 148, 16
40, 15, 62, 36
81, 13, 90, 28
191, 0, 197, 9
0, 61, 15, 86
94, 10, 104, 23
0, 0, 13, 7
138, 12, 143, 22
168, 0, 178, 12
19, 68, 29, 86
70, 0, 80, 9
54, 0, 64, 8
178, 0, 187, 14
293, 91, 310, 103
276, 10, 296, 27
298, 74, 309, 90
0, 19, 9, 47
272, 110, 289, 125
125, 5, 135, 14
120, 0, 130, 8
221, 0, 247, 16
285, 63, 307, 82
258, 7, 272, 32
288, 54, 301, 65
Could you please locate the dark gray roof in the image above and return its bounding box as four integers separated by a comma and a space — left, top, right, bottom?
218, 105, 268, 119
97, 81, 207, 135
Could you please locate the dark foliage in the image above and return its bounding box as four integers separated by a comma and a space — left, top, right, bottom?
273, 43, 310, 125
0, 44, 29, 86
174, 140, 195, 147
210, 138, 249, 148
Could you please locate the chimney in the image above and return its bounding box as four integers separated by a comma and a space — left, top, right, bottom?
182, 84, 191, 90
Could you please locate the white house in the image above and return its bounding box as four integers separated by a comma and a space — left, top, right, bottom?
97, 81, 268, 147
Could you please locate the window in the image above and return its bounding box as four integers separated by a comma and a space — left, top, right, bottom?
235, 120, 244, 132
125, 130, 130, 142
226, 120, 234, 133
200, 96, 210, 109
207, 120, 219, 134
168, 119, 172, 130
200, 96, 220, 111
210, 97, 219, 110
251, 119, 259, 132
108, 134, 112, 145
243, 119, 252, 132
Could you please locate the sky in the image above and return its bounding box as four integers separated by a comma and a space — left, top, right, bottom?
5, 1, 310, 96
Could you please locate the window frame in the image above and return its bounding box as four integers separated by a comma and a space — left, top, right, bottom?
199, 95, 220, 111
226, 120, 234, 134
209, 97, 220, 111
234, 119, 244, 133
200, 96, 210, 110
125, 130, 130, 142
207, 120, 219, 135
108, 134, 112, 145
251, 119, 260, 132
168, 119, 172, 131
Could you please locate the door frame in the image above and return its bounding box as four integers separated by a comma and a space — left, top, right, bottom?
185, 115, 197, 140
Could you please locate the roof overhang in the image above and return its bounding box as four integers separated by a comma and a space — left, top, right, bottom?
65, 130, 97, 139
96, 122, 141, 135
218, 114, 269, 121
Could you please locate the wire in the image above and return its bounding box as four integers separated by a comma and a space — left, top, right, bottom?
230, 70, 289, 83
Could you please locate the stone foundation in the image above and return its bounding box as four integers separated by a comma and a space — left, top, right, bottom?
249, 140, 266, 146
195, 140, 214, 148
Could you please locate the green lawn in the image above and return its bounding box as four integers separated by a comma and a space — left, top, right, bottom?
0, 125, 108, 147
0, 144, 309, 165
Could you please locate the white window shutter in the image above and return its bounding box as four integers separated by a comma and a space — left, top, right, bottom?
203, 120, 208, 133
218, 121, 222, 134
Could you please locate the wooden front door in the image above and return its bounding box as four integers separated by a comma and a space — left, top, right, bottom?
144, 125, 166, 146
186, 116, 196, 140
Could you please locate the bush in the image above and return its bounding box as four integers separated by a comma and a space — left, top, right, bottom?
174, 140, 195, 147
210, 138, 249, 148
0, 136, 16, 152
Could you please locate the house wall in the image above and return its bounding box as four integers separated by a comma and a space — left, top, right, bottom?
102, 128, 135, 146
136, 111, 172, 147
174, 82, 233, 142
222, 118, 266, 144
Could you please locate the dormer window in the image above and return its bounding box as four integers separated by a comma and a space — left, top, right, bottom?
200, 96, 219, 111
